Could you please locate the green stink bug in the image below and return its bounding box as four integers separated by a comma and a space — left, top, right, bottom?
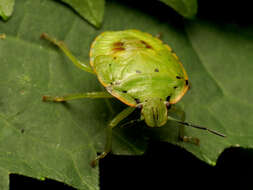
41, 30, 225, 166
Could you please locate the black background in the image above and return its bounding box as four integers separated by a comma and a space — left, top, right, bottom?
9, 0, 253, 189
10, 143, 253, 189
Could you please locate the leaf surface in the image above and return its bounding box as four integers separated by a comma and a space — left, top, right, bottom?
159, 0, 197, 18
0, 0, 252, 189
57, 0, 105, 27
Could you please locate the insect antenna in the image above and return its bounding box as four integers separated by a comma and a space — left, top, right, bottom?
167, 116, 226, 137
177, 121, 226, 137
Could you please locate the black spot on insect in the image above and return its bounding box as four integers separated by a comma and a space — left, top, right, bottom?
136, 70, 141, 73
176, 76, 181, 79
166, 96, 171, 102
21, 129, 25, 133
134, 98, 141, 104
122, 90, 127, 93
174, 86, 178, 89
154, 68, 159, 72
113, 57, 117, 60
140, 40, 153, 49
185, 80, 189, 86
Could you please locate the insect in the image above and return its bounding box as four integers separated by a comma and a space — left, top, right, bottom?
41, 30, 225, 167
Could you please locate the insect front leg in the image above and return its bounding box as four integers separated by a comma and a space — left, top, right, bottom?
91, 106, 136, 167
40, 33, 95, 74
168, 105, 200, 145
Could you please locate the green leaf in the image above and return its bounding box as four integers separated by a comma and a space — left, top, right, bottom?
57, 0, 105, 27
0, 0, 253, 189
0, 168, 9, 190
159, 0, 197, 18
0, 0, 15, 20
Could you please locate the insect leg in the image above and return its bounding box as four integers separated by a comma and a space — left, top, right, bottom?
40, 33, 95, 74
91, 106, 136, 167
43, 91, 114, 102
167, 105, 200, 145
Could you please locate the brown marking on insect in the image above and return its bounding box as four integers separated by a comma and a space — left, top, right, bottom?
136, 70, 141, 73
154, 68, 159, 72
113, 41, 124, 47
112, 41, 125, 52
140, 40, 153, 49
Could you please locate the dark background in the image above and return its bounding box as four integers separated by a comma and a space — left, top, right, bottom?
10, 143, 253, 189
9, 0, 253, 189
